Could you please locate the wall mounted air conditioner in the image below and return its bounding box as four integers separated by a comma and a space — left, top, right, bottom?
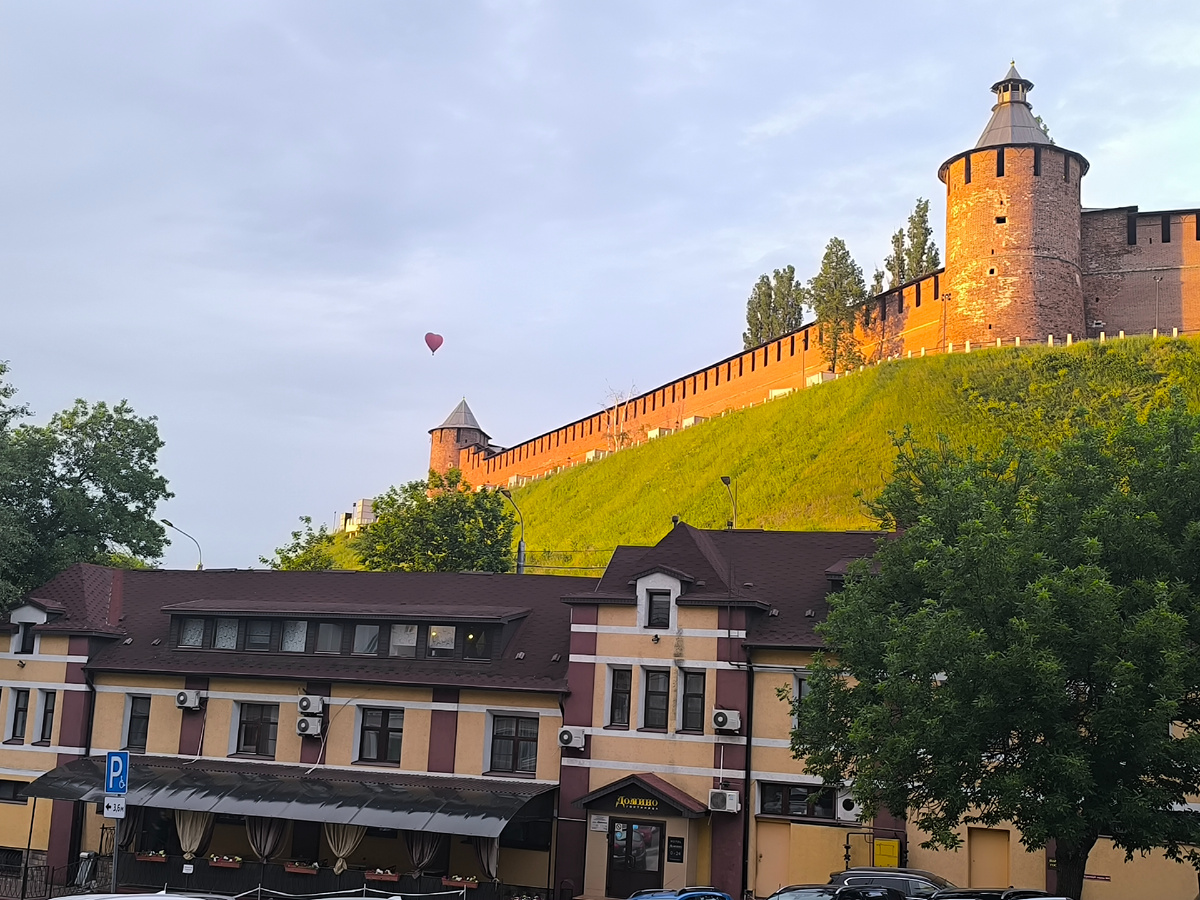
708, 789, 741, 813
557, 727, 586, 749
296, 716, 322, 737
297, 694, 324, 715
175, 690, 203, 710
712, 709, 741, 731
837, 789, 863, 822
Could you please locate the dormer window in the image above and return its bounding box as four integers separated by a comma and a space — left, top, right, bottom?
179, 618, 205, 648
214, 618, 239, 650
464, 629, 491, 660
281, 620, 308, 652
646, 592, 670, 629
353, 625, 380, 655
316, 623, 343, 654
389, 624, 417, 658
245, 620, 272, 651
17, 624, 36, 655
427, 625, 456, 658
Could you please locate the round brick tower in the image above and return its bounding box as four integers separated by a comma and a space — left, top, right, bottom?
428, 398, 489, 476
938, 66, 1089, 347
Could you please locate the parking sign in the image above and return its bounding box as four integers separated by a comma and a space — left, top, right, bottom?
105, 751, 129, 795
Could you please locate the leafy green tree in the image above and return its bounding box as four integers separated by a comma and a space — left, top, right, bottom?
808, 238, 866, 373
0, 363, 171, 607
260, 516, 339, 571
787, 405, 1200, 900
884, 228, 907, 288
883, 199, 941, 288
743, 265, 808, 348
868, 267, 885, 298
354, 469, 515, 573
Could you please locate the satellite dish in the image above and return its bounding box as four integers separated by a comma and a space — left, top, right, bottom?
424, 332, 444, 355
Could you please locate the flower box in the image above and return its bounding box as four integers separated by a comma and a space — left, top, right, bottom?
442, 879, 479, 889
209, 860, 242, 869
285, 864, 319, 874
365, 872, 399, 882
135, 854, 166, 863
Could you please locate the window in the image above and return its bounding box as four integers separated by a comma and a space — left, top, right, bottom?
353, 625, 380, 655
680, 671, 705, 732
37, 691, 56, 743
464, 629, 491, 660
1162, 214, 1172, 243
236, 704, 279, 757
389, 624, 418, 658
316, 623, 343, 653
995, 216, 1007, 224
1127, 214, 1138, 245
964, 154, 972, 185
11, 689, 30, 741
179, 618, 205, 648
245, 620, 271, 651
996, 146, 1004, 177
1063, 153, 1070, 182
609, 668, 632, 727
759, 782, 835, 820
1033, 145, 1042, 176
359, 708, 403, 763
643, 670, 670, 730
214, 618, 238, 650
282, 620, 307, 652
491, 715, 538, 774
17, 624, 35, 655
0, 780, 27, 804
646, 592, 670, 629
427, 625, 456, 658
126, 696, 151, 753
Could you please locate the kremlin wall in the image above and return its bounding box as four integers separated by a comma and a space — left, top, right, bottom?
424, 67, 1200, 493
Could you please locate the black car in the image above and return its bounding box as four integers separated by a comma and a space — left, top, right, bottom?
931, 891, 1055, 900
768, 885, 907, 900
829, 867, 956, 899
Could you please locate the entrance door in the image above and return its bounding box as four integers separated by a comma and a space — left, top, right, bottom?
606, 819, 665, 898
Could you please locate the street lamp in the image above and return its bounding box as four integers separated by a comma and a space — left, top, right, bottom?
720, 476, 738, 530
161, 519, 203, 570
498, 489, 526, 575
1153, 275, 1163, 335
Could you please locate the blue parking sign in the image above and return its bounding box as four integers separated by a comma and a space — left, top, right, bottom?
105, 751, 129, 795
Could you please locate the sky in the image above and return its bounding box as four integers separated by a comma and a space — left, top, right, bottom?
3, 1, 1199, 569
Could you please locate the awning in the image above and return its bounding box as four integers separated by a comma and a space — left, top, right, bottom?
23, 756, 554, 838
574, 773, 708, 818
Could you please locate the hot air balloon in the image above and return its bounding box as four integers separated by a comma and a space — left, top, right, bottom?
424, 332, 444, 355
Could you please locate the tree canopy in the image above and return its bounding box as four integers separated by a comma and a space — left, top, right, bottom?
787, 402, 1200, 899
743, 265, 808, 349
0, 363, 171, 606
353, 469, 515, 573
808, 237, 866, 373
260, 516, 340, 571
883, 198, 941, 289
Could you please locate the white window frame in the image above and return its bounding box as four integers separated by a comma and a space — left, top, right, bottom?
790, 671, 810, 729
34, 690, 56, 744
122, 694, 152, 752
349, 701, 407, 764
8, 605, 48, 654
638, 666, 672, 731
634, 573, 682, 632
6, 687, 31, 742
605, 665, 633, 728
676, 667, 706, 733
229, 700, 281, 758
483, 710, 541, 775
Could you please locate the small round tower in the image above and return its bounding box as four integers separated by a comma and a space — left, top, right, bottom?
428, 399, 489, 476
938, 65, 1089, 346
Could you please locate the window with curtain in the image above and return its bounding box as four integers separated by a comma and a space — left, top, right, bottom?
427, 625, 456, 658
464, 628, 491, 659
490, 715, 538, 774
358, 708, 403, 763
282, 620, 308, 652
37, 691, 56, 743
245, 620, 272, 651
389, 624, 418, 657
179, 618, 205, 648
353, 625, 380, 655
126, 696, 151, 753
213, 618, 238, 650
316, 623, 343, 653
643, 670, 669, 730
236, 704, 279, 757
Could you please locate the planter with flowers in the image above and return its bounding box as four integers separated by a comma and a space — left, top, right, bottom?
208, 855, 243, 869
135, 851, 166, 863
285, 862, 319, 875
443, 876, 479, 889
365, 869, 399, 882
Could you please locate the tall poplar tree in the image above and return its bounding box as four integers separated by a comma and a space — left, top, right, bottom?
743, 265, 807, 348
883, 198, 941, 288
808, 238, 866, 373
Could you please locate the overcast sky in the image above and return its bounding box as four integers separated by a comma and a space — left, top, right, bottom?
3, 1, 1199, 569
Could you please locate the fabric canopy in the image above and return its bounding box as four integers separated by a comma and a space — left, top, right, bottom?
24, 756, 554, 838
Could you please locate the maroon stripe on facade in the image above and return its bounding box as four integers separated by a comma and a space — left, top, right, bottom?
563, 660, 595, 729
179, 676, 209, 755
46, 799, 77, 870
569, 630, 597, 656
709, 811, 744, 897
716, 607, 747, 663
428, 688, 460, 774
555, 764, 590, 897
570, 605, 598, 626
58, 690, 91, 748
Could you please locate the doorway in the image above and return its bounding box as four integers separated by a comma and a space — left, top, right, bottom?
606, 819, 665, 898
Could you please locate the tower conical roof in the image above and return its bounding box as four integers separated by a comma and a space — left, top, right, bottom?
976, 63, 1053, 148
430, 399, 489, 437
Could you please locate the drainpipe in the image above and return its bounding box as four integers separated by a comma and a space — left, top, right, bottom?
740, 649, 755, 900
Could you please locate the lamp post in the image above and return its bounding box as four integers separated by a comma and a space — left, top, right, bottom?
720, 476, 738, 530
1153, 275, 1163, 334
499, 489, 526, 575
161, 519, 203, 570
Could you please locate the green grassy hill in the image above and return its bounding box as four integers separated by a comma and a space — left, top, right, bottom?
510, 337, 1200, 575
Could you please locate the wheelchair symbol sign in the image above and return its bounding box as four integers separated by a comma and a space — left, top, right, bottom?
105, 751, 129, 795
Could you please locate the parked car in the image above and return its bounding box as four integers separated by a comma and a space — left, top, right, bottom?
627, 889, 732, 900
931, 892, 1057, 900
829, 867, 956, 899
769, 884, 907, 900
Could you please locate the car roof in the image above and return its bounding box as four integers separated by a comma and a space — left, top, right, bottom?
834, 868, 954, 886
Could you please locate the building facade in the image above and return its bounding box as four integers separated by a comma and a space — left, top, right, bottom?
420, 66, 1199, 492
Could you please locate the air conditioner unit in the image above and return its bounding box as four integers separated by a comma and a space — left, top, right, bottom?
712, 709, 741, 731
557, 727, 586, 749
836, 789, 863, 823
296, 715, 322, 737
297, 694, 324, 716
708, 789, 741, 813
175, 690, 203, 710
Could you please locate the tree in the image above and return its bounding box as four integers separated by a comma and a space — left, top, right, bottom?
0, 364, 172, 607
883, 199, 941, 289
868, 267, 886, 298
743, 265, 808, 348
808, 238, 866, 373
261, 516, 339, 571
354, 469, 515, 573
787, 405, 1200, 900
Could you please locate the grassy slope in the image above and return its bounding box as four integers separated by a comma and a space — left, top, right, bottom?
511, 337, 1200, 573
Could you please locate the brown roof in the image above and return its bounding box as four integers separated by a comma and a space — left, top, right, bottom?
574, 772, 708, 817
20, 565, 596, 693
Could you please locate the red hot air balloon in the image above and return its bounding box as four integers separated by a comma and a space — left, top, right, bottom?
424, 333, 444, 355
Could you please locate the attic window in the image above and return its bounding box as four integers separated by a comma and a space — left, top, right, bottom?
17, 624, 36, 655
646, 591, 670, 629
179, 618, 204, 648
